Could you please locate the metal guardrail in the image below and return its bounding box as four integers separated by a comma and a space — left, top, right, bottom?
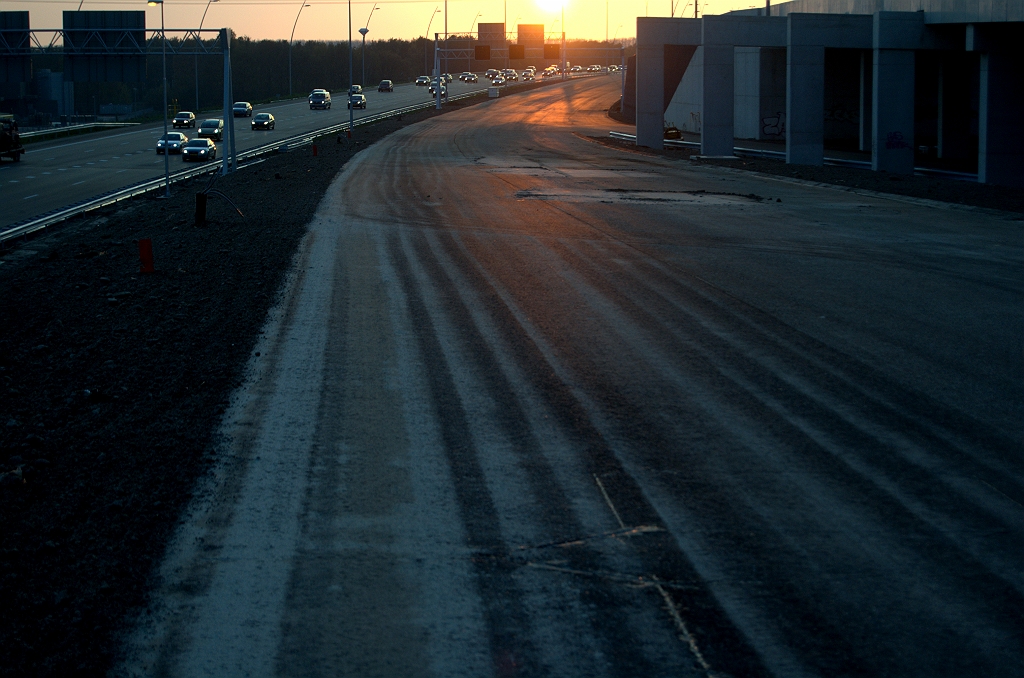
21, 122, 140, 139
608, 131, 979, 181
0, 87, 492, 246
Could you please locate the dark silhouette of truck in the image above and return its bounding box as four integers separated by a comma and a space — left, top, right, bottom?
1, 114, 25, 162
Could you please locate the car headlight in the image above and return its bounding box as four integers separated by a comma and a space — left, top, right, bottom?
200, 150, 207, 155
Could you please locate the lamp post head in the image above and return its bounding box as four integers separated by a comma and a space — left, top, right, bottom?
359, 27, 369, 35
147, 0, 162, 5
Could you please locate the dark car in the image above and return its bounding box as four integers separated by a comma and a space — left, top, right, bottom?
232, 101, 253, 117
156, 132, 188, 154
348, 94, 367, 109
197, 118, 224, 141
378, 79, 394, 92
172, 111, 196, 128
309, 89, 331, 110
251, 112, 275, 130
485, 68, 499, 79
428, 81, 447, 98
0, 113, 25, 162
491, 76, 506, 86
181, 138, 217, 162
415, 76, 430, 86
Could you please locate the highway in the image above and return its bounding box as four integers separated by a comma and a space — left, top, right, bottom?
0, 79, 487, 231
119, 76, 1024, 677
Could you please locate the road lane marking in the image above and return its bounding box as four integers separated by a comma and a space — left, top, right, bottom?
72, 180, 86, 185
42, 172, 51, 175
8, 180, 18, 183
23, 194, 37, 200
44, 157, 55, 161
117, 169, 127, 173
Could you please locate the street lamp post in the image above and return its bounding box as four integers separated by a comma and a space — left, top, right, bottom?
147, 0, 169, 198
348, 0, 354, 134
196, 0, 218, 112
359, 4, 377, 86
561, 3, 566, 80
470, 12, 481, 71
290, 2, 311, 96
426, 7, 440, 38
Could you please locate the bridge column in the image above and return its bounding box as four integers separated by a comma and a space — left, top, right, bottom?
978, 49, 1024, 187
701, 44, 735, 156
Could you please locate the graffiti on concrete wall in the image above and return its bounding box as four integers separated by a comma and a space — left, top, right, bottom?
885, 131, 910, 150
824, 107, 860, 125
762, 112, 785, 138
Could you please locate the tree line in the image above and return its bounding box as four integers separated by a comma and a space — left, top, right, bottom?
25, 34, 635, 119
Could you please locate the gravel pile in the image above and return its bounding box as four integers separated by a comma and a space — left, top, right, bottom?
0, 97, 489, 677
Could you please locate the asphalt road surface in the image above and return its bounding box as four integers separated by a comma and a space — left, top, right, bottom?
118, 77, 1024, 677
0, 79, 486, 231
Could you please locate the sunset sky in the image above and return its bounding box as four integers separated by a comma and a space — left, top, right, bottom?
3, 0, 768, 42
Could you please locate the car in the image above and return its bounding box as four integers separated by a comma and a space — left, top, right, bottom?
458, 72, 473, 81
348, 84, 362, 95
197, 118, 224, 141
172, 111, 196, 128
0, 113, 24, 162
378, 79, 394, 92
491, 76, 506, 86
181, 138, 217, 162
485, 68, 499, 79
348, 94, 367, 109
501, 69, 518, 81
587, 64, 601, 72
464, 73, 478, 83
428, 82, 447, 98
251, 112, 275, 130
156, 132, 188, 154
522, 73, 535, 82
570, 65, 583, 72
442, 73, 453, 83
309, 89, 331, 109
415, 76, 430, 86
232, 101, 253, 117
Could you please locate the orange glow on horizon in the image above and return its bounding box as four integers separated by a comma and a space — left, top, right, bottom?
3, 0, 753, 42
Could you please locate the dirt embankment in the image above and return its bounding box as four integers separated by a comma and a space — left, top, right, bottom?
0, 95, 490, 677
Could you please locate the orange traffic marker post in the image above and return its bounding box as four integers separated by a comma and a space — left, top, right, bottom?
139, 238, 155, 273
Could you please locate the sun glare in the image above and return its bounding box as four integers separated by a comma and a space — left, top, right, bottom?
535, 0, 566, 14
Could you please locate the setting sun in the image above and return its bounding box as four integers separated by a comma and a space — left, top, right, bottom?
535, 0, 567, 13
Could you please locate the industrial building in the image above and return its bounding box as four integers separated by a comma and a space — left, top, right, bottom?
632, 0, 1023, 186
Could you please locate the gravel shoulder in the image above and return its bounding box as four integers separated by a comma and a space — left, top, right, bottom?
0, 91, 503, 677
